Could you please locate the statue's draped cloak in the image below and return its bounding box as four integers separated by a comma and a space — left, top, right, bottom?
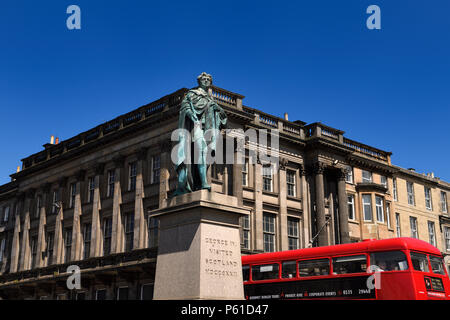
174, 87, 227, 191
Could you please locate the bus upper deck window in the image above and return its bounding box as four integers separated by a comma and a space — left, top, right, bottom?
298, 259, 330, 277
282, 261, 297, 279
429, 256, 446, 275
242, 265, 250, 282
370, 251, 408, 271
332, 255, 367, 274
251, 264, 280, 281
410, 252, 430, 272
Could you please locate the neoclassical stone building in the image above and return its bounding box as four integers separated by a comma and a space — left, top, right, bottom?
0, 82, 449, 299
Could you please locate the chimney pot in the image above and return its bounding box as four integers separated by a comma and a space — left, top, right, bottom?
284, 113, 289, 121
50, 135, 55, 144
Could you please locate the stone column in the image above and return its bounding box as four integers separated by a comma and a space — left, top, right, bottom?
36, 184, 50, 268
159, 142, 171, 208
222, 165, 228, 195
10, 200, 22, 273
278, 159, 288, 251
232, 145, 244, 207
300, 165, 310, 247
111, 156, 124, 254
53, 178, 66, 265
134, 148, 147, 250
19, 191, 33, 271
71, 171, 85, 261
337, 168, 350, 244
90, 164, 104, 257
314, 162, 328, 247
254, 159, 263, 251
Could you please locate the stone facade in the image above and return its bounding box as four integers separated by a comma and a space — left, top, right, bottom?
0, 84, 449, 300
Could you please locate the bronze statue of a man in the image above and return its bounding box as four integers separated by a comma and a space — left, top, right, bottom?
173, 72, 227, 195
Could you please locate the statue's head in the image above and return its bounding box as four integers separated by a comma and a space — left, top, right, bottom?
197, 72, 212, 89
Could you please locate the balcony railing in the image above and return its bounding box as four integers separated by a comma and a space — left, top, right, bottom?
0, 248, 157, 286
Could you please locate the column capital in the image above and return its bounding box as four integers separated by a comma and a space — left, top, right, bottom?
113, 155, 126, 168
76, 170, 86, 182
95, 163, 105, 176
59, 177, 68, 188
279, 158, 289, 171
313, 162, 326, 175
25, 188, 36, 199
137, 147, 149, 160
338, 167, 348, 181
42, 183, 52, 194
299, 164, 307, 177
159, 141, 172, 153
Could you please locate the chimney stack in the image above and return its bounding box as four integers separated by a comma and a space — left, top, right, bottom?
284, 113, 289, 121
55, 137, 59, 145
16, 166, 20, 173
50, 135, 55, 145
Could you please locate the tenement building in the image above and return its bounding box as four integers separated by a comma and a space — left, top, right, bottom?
0, 82, 449, 299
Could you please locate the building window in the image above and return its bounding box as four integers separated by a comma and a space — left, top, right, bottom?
103, 218, 112, 256
424, 187, 433, 211
362, 170, 373, 183
151, 156, 161, 184
30, 235, 38, 269
393, 178, 398, 201
76, 292, 86, 300
428, 221, 436, 247
141, 284, 154, 300
148, 216, 159, 248
375, 196, 384, 223
240, 215, 250, 250
46, 232, 54, 265
124, 212, 135, 252
406, 182, 415, 206
69, 183, 76, 209
35, 196, 42, 219
380, 176, 387, 188
440, 192, 448, 213
107, 170, 115, 197
445, 227, 450, 251
262, 165, 273, 192
96, 289, 107, 300
286, 170, 296, 197
242, 159, 248, 187
52, 190, 60, 214
129, 162, 137, 191
347, 195, 355, 220
410, 217, 418, 239
345, 166, 353, 183
0, 238, 5, 263
386, 202, 391, 229
88, 177, 95, 203
56, 293, 67, 300
117, 287, 129, 300
3, 206, 9, 222
64, 228, 72, 263
83, 223, 91, 259
362, 194, 373, 221
287, 217, 299, 250
263, 213, 276, 252
395, 213, 401, 237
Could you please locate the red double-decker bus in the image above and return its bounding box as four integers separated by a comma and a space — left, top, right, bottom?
242, 238, 450, 300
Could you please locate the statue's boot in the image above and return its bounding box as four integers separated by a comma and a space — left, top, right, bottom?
198, 164, 211, 191
173, 166, 192, 196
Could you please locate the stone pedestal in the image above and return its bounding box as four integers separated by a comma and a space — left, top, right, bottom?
153, 190, 250, 300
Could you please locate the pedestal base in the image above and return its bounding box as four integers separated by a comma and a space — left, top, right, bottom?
153, 190, 250, 300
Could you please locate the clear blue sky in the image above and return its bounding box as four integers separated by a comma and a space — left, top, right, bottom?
1, 0, 449, 185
